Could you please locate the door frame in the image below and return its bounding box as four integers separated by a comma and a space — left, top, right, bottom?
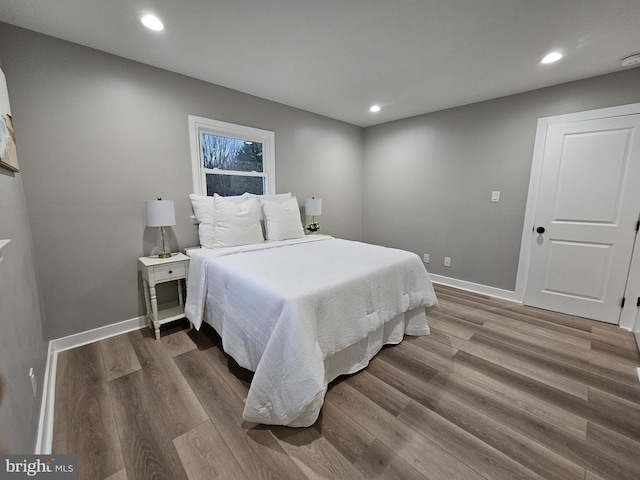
515, 102, 640, 331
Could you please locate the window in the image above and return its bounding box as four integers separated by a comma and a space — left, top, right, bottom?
188, 115, 275, 196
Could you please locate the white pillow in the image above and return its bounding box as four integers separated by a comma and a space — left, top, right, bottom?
212, 195, 264, 247
262, 196, 305, 241
246, 193, 293, 230
189, 194, 214, 247
189, 193, 247, 248
189, 194, 214, 225
245, 192, 292, 204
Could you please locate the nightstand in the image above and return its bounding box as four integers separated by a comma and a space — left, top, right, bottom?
138, 253, 190, 340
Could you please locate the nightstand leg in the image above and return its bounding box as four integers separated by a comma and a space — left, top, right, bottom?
142, 280, 153, 330
149, 284, 160, 340
177, 279, 184, 307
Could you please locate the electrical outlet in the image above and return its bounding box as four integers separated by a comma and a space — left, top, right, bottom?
423, 253, 430, 263
29, 368, 37, 398
444, 256, 452, 267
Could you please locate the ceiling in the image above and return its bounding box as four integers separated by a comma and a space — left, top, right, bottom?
1, 0, 639, 127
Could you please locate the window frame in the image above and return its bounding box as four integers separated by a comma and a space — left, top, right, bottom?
188, 115, 275, 196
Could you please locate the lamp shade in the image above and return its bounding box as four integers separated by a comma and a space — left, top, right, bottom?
146, 199, 176, 227
305, 197, 322, 216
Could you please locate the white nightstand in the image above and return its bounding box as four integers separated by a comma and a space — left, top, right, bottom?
138, 253, 190, 340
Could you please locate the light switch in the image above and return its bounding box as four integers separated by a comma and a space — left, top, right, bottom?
491, 191, 500, 202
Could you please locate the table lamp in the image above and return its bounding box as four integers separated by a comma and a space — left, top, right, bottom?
146, 198, 175, 258
305, 197, 322, 233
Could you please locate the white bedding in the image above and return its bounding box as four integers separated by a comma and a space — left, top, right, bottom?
185, 236, 438, 426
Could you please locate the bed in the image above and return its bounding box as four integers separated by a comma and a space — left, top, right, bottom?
184, 193, 438, 427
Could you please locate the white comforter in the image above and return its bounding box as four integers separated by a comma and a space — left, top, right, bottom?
185, 236, 438, 426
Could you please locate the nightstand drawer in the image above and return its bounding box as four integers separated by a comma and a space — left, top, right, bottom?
153, 262, 186, 282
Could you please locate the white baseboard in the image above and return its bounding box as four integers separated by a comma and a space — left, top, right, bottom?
35, 315, 147, 454
50, 315, 147, 354
34, 341, 54, 454
429, 273, 521, 303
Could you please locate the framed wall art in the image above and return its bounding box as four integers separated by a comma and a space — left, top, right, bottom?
0, 67, 18, 173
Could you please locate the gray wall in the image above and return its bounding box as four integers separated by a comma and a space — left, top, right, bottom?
0, 60, 48, 453
0, 23, 363, 340
363, 68, 640, 291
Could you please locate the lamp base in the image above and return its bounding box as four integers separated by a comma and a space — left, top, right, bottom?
158, 252, 172, 259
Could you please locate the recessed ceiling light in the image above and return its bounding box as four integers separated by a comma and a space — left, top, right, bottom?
369, 105, 381, 113
621, 53, 640, 67
541, 51, 562, 64
141, 14, 164, 31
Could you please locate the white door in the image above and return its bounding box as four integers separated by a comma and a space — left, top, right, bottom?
524, 114, 640, 324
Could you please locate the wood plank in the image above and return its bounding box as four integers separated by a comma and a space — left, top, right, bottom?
470, 332, 640, 404
270, 425, 369, 480
341, 369, 412, 417
161, 329, 197, 358
100, 333, 141, 381
428, 314, 478, 341
174, 348, 308, 480
376, 344, 439, 384
585, 472, 608, 480
174, 420, 248, 480
404, 332, 458, 360
366, 357, 585, 480
431, 297, 488, 321
586, 422, 640, 475
588, 349, 640, 386
67, 343, 125, 480
590, 328, 640, 363
448, 333, 590, 399
327, 381, 487, 480
489, 306, 594, 341
474, 309, 592, 350
436, 364, 588, 439
477, 319, 590, 369
127, 329, 208, 439
352, 439, 428, 480
451, 349, 640, 446
428, 371, 638, 480
104, 469, 128, 480
352, 363, 549, 480
398, 401, 547, 480
434, 288, 514, 310
587, 387, 640, 442
108, 370, 189, 480
499, 303, 596, 332
310, 394, 375, 464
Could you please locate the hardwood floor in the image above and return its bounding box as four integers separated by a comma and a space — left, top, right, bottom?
52, 284, 640, 480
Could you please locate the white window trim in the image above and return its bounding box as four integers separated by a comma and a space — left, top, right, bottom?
188, 115, 276, 195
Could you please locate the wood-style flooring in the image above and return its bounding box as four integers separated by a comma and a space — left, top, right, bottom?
52, 284, 640, 480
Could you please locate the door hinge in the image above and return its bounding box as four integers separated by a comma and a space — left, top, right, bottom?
637, 297, 640, 307
636, 220, 640, 232
621, 297, 625, 308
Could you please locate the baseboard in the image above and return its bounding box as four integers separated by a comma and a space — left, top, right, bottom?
429, 273, 521, 303
49, 315, 147, 354
35, 315, 147, 454
34, 341, 54, 454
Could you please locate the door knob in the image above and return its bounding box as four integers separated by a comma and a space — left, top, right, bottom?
536, 226, 545, 234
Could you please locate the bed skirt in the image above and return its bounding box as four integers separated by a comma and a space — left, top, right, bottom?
243, 306, 430, 427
